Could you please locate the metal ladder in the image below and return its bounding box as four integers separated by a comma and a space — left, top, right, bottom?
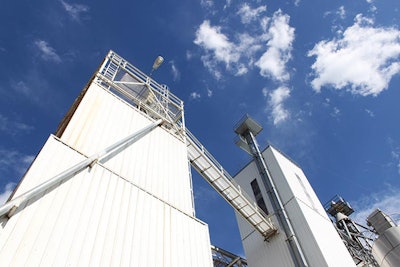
185, 129, 277, 239
102, 53, 122, 81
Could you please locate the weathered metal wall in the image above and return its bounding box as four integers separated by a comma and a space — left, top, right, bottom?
234, 146, 356, 267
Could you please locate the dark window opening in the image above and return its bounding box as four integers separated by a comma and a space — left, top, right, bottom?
251, 179, 269, 215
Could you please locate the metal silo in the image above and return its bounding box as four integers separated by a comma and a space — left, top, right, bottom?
368, 209, 400, 267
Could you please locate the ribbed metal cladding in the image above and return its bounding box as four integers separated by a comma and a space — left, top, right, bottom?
0, 72, 213, 266
59, 83, 193, 215
234, 160, 296, 267
264, 147, 355, 267
234, 146, 357, 267
0, 136, 212, 266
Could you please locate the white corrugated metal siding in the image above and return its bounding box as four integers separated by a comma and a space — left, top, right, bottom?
234, 146, 356, 267
235, 212, 295, 267
265, 147, 355, 267
59, 83, 193, 215
0, 81, 213, 266
265, 147, 327, 217
0, 136, 212, 266
234, 160, 295, 267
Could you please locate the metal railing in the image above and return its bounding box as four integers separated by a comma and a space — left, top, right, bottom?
104, 51, 183, 113
186, 129, 269, 216
95, 51, 185, 136
185, 128, 277, 238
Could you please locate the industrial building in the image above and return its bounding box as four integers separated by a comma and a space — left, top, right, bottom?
233, 116, 356, 266
0, 51, 398, 266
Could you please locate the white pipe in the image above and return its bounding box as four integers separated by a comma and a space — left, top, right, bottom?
0, 119, 162, 218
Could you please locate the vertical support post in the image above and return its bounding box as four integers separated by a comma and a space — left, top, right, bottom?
180, 101, 185, 133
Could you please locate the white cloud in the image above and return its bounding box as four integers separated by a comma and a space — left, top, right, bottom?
9, 68, 57, 107
365, 109, 375, 117
170, 61, 180, 81
10, 80, 34, 99
194, 20, 239, 68
266, 10, 295, 50
0, 183, 15, 205
10, 79, 45, 105
256, 10, 295, 82
0, 114, 34, 136
337, 6, 346, 19
388, 137, 400, 176
267, 86, 291, 125
61, 1, 89, 21
237, 33, 263, 57
34, 40, 61, 63
200, 55, 223, 80
294, 0, 301, 7
194, 20, 259, 78
257, 48, 289, 81
331, 107, 341, 118
207, 88, 213, 97
391, 150, 400, 176
324, 6, 346, 19
224, 0, 232, 9
352, 187, 400, 226
260, 17, 270, 32
186, 50, 193, 60
190, 92, 201, 100
365, 0, 377, 13
262, 87, 268, 97
308, 15, 400, 96
193, 9, 294, 83
201, 0, 213, 7
0, 149, 34, 176
235, 64, 248, 76
237, 3, 267, 24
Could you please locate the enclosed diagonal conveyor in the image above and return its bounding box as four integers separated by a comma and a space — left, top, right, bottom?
185, 129, 277, 239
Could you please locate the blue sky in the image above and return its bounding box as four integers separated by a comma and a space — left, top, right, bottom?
1, 0, 399, 256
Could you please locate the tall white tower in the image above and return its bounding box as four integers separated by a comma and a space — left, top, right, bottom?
0, 51, 213, 266
233, 116, 356, 267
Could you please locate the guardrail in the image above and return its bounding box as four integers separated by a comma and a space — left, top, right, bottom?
185, 128, 273, 225
105, 51, 183, 111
